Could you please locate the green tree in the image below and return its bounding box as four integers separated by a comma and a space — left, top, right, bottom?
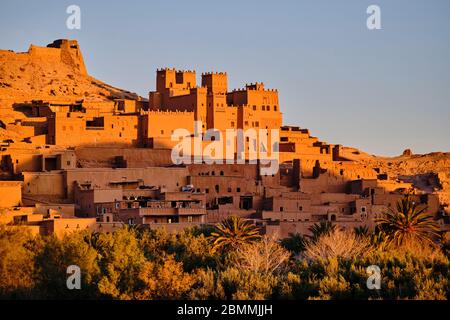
281, 233, 306, 254
0, 225, 38, 298
34, 231, 100, 299
135, 255, 193, 300
97, 227, 146, 299
218, 267, 279, 300
308, 221, 336, 243
354, 226, 370, 238
169, 229, 217, 271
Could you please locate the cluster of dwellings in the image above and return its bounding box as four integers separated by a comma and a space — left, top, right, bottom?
0, 149, 444, 238
1, 62, 448, 238
0, 181, 123, 237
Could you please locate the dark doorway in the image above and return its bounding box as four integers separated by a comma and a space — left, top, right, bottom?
44, 157, 57, 171
240, 196, 253, 210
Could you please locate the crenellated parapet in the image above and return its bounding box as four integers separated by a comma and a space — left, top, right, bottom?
201, 71, 227, 76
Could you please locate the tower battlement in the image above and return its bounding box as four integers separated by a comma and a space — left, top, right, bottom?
201, 71, 227, 76
156, 68, 197, 92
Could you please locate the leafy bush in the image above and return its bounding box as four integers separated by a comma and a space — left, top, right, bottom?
0, 222, 448, 300
0, 225, 38, 298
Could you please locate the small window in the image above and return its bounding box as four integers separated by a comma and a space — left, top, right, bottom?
220, 171, 224, 176
205, 188, 209, 194
280, 207, 284, 212
262, 106, 266, 111
274, 105, 277, 111
236, 187, 241, 192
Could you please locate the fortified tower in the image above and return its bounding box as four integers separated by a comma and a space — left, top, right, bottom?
148, 68, 281, 132
151, 68, 198, 110
201, 72, 228, 94
202, 72, 228, 129
156, 68, 196, 93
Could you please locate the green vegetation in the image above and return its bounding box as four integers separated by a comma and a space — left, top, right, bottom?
0, 198, 448, 300
210, 215, 261, 253
375, 195, 440, 247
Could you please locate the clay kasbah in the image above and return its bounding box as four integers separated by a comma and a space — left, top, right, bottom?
0, 1, 449, 311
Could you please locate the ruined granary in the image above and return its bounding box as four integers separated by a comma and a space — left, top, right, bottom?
0, 39, 449, 238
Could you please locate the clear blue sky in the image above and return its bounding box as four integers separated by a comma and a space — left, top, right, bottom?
1, 0, 449, 156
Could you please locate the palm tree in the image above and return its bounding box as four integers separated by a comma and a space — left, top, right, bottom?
354, 226, 370, 238
280, 233, 306, 254
375, 195, 440, 247
307, 221, 336, 243
210, 216, 261, 253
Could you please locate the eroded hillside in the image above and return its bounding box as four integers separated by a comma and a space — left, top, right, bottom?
0, 39, 139, 103
358, 152, 450, 213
